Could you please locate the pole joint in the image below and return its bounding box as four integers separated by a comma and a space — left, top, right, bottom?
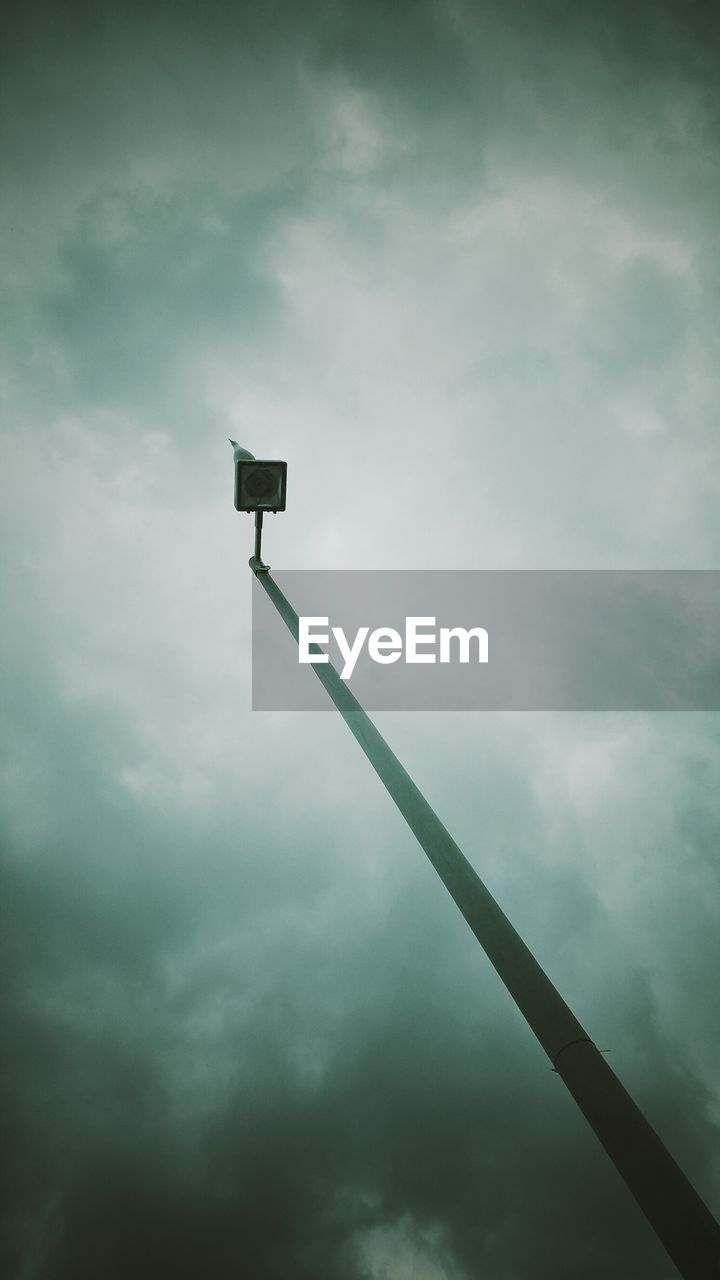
551, 1036, 595, 1072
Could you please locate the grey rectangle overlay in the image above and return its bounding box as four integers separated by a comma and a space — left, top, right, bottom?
251, 571, 720, 711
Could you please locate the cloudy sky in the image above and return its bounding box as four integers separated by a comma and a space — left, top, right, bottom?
2, 1, 720, 1276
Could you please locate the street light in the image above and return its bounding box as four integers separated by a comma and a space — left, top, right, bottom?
229, 440, 287, 569
231, 442, 720, 1279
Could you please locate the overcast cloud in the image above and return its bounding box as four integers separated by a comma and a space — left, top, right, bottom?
1, 1, 719, 1277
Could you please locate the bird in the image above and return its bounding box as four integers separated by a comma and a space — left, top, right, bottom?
228, 439, 255, 462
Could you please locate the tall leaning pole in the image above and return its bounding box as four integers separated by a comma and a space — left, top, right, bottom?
230, 442, 720, 1279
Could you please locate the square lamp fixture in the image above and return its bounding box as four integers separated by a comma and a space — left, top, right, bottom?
234, 459, 287, 513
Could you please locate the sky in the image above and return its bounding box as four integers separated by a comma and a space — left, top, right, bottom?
1, 1, 720, 1276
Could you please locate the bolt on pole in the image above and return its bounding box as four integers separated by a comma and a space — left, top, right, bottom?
247, 559, 720, 1280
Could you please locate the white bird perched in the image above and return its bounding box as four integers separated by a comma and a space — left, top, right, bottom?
229, 439, 255, 462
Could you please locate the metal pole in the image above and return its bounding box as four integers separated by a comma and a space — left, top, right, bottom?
248, 561, 720, 1279
254, 511, 264, 565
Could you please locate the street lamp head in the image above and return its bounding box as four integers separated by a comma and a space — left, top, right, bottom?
228, 440, 288, 514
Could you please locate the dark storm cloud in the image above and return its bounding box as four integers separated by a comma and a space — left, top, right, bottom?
45, 193, 287, 410
4, 0, 718, 206
3, 0, 719, 445
3, 774, 717, 1280
3, 664, 719, 1277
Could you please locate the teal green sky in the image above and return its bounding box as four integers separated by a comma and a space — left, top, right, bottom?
1, 2, 719, 1277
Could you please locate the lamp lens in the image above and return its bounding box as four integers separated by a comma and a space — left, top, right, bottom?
245, 468, 277, 499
